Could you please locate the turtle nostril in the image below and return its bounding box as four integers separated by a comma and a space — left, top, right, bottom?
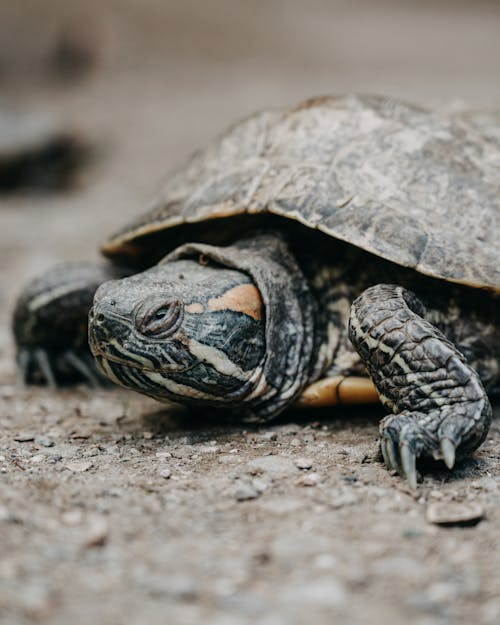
138, 299, 184, 338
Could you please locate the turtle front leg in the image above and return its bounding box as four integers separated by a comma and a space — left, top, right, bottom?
348, 284, 492, 488
13, 262, 126, 387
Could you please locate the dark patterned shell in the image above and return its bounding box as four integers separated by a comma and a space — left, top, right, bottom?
103, 95, 500, 292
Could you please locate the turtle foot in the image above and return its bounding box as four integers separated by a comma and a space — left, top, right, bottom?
379, 404, 491, 489
350, 284, 492, 489
13, 261, 128, 388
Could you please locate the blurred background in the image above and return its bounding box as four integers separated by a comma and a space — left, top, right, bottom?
1, 0, 500, 376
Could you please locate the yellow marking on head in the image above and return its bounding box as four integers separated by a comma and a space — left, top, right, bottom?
208, 284, 263, 321
185, 302, 204, 314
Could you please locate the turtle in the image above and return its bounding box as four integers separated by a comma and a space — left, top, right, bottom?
13, 94, 500, 488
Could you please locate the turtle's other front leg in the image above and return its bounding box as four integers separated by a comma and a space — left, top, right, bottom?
348, 284, 492, 488
13, 262, 126, 387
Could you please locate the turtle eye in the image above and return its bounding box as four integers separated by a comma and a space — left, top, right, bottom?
137, 300, 184, 338
154, 307, 170, 320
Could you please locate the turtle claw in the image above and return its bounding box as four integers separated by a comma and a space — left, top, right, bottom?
379, 412, 429, 486
380, 439, 391, 468
400, 443, 417, 489
381, 429, 419, 488
439, 438, 456, 470
381, 437, 400, 473
64, 351, 99, 387
34, 349, 57, 388
16, 347, 107, 388
378, 410, 479, 485
17, 347, 58, 388
16, 349, 31, 386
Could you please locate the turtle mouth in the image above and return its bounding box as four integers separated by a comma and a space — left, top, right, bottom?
89, 337, 191, 374
91, 348, 194, 373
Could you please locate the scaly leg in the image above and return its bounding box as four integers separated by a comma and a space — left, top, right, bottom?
349, 284, 492, 488
13, 261, 127, 386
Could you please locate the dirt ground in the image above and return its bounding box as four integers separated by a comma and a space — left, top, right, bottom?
1, 1, 500, 624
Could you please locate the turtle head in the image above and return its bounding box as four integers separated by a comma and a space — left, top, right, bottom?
89, 235, 316, 420
88, 255, 267, 411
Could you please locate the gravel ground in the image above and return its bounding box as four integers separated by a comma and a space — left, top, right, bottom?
1, 2, 500, 624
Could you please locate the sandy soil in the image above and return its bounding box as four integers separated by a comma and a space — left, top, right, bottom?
1, 2, 500, 624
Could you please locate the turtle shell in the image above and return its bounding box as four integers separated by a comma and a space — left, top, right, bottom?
102, 95, 500, 292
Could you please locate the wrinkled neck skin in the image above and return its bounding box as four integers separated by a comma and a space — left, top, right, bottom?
89, 233, 318, 421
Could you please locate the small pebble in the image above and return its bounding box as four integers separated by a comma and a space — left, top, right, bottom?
295, 457, 313, 470
296, 472, 321, 487
70, 432, 90, 440
47, 454, 63, 463
159, 468, 171, 480
341, 475, 358, 483
65, 460, 93, 473
83, 518, 109, 548
13, 434, 35, 443
235, 483, 260, 501
35, 436, 55, 448
426, 501, 484, 526
30, 454, 46, 464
